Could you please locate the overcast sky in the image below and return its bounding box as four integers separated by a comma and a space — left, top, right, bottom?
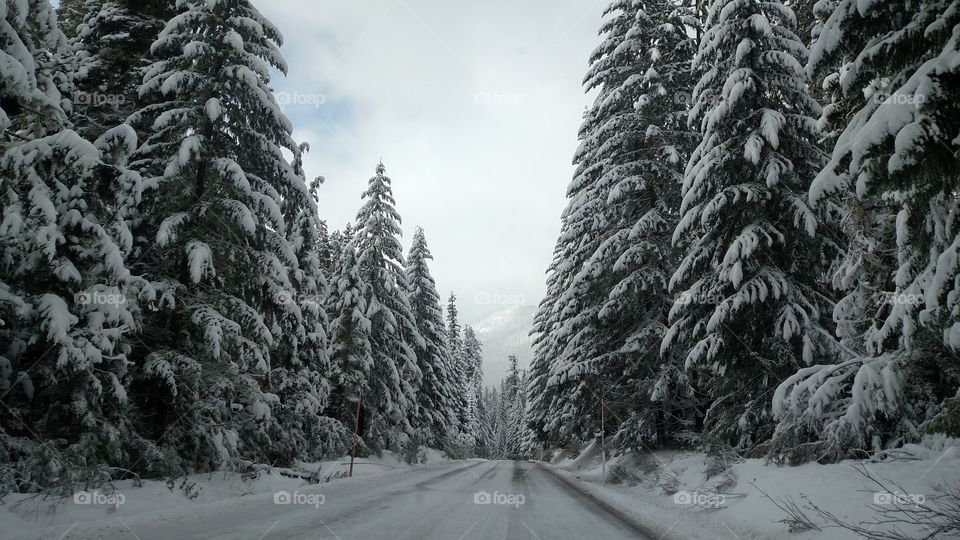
259, 0, 608, 323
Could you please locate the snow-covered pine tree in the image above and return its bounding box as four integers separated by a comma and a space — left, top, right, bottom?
526, 263, 562, 449
67, 0, 170, 141
55, 0, 87, 38
501, 356, 526, 457
475, 386, 497, 458
262, 141, 338, 463
0, 0, 150, 491
405, 227, 457, 449
353, 162, 422, 452
446, 292, 472, 445
0, 0, 67, 151
663, 0, 834, 448
773, 0, 960, 459
579, 0, 700, 451
125, 0, 311, 470
324, 239, 373, 456
529, 0, 699, 452
326, 222, 354, 270
0, 124, 146, 491
527, 1, 648, 451
510, 369, 533, 458
314, 216, 333, 277
462, 325, 484, 445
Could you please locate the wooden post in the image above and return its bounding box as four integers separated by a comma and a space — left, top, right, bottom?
601, 397, 606, 483
349, 392, 362, 478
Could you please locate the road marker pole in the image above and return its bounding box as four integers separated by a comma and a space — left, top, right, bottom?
349, 392, 362, 478
601, 397, 606, 483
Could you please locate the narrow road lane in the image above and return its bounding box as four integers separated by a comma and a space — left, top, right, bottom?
43, 461, 654, 540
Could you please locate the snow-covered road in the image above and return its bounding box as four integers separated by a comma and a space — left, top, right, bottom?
43, 460, 654, 540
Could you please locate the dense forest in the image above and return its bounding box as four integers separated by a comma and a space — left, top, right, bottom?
2, 0, 959, 500
527, 0, 960, 464
0, 0, 492, 493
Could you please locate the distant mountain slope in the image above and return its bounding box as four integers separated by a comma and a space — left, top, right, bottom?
469, 305, 536, 387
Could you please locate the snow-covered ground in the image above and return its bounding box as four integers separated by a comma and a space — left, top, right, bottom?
546, 437, 960, 539
0, 450, 449, 540
4, 440, 958, 539
3, 459, 651, 540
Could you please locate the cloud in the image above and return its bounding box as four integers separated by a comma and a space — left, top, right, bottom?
259, 0, 607, 322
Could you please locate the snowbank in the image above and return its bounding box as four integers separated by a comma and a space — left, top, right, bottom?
545, 437, 960, 539
0, 450, 448, 540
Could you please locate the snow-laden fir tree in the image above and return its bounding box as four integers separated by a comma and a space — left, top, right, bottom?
0, 0, 139, 479
511, 369, 533, 458
477, 360, 531, 459
0, 0, 66, 151
527, 0, 649, 450
528, 0, 699, 451
264, 141, 339, 462
663, 0, 834, 448
55, 0, 87, 38
126, 0, 314, 470
502, 356, 529, 458
446, 292, 473, 446
325, 222, 354, 273
67, 0, 170, 141
405, 227, 458, 449
773, 0, 960, 458
353, 162, 422, 452
765, 0, 903, 462
569, 0, 699, 451
462, 325, 484, 446
324, 239, 374, 456
0, 0, 150, 491
0, 124, 146, 491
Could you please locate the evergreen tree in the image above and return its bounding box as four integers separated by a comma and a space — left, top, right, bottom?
0, 0, 67, 150
68, 0, 170, 141
266, 141, 335, 462
527, 0, 647, 452
0, 0, 149, 490
510, 370, 532, 458
126, 0, 313, 469
446, 292, 471, 442
324, 240, 373, 455
405, 227, 457, 448
326, 222, 354, 272
353, 162, 422, 452
663, 0, 833, 448
771, 0, 960, 460
55, 0, 87, 38
0, 125, 146, 490
462, 326, 484, 444
528, 0, 699, 452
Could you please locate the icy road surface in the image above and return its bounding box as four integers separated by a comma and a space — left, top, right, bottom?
49, 460, 654, 540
